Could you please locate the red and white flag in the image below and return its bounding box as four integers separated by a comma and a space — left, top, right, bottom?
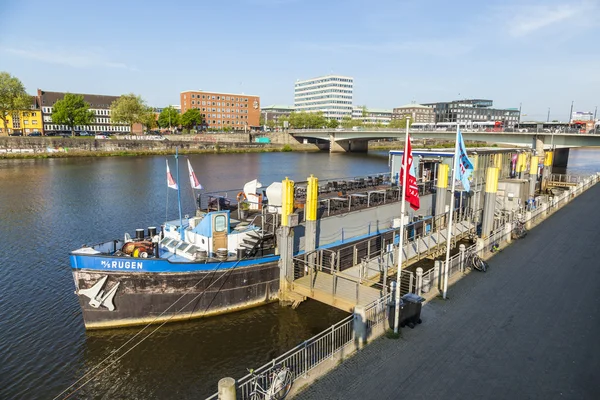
187, 159, 203, 190
400, 135, 420, 210
166, 160, 178, 190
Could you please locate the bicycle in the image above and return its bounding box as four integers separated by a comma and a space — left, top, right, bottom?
247, 365, 293, 400
464, 249, 488, 272
512, 220, 527, 240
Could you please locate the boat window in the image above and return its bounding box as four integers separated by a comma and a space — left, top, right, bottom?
177, 242, 190, 251
214, 215, 227, 232
161, 238, 174, 246
186, 245, 200, 254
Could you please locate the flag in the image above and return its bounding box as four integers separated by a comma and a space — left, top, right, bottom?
455, 130, 474, 192
166, 160, 178, 190
400, 134, 420, 210
187, 159, 203, 189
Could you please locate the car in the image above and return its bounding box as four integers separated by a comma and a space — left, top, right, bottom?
77, 131, 92, 136
9, 132, 23, 136
335, 127, 345, 131
27, 132, 42, 136
95, 134, 110, 139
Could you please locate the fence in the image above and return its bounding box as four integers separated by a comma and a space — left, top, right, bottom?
207, 293, 393, 400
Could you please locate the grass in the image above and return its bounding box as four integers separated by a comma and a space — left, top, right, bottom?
385, 328, 402, 339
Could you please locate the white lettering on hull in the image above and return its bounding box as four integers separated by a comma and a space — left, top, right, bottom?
100, 260, 144, 270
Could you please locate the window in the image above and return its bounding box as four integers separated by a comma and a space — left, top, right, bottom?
32, 120, 37, 124
212, 96, 215, 99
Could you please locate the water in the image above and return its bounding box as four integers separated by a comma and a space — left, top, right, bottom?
0, 151, 392, 400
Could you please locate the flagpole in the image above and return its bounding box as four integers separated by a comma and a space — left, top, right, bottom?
442, 124, 461, 299
175, 147, 184, 241
393, 118, 410, 334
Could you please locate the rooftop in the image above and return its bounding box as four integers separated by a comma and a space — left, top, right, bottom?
37, 89, 119, 109
262, 105, 295, 111
394, 104, 432, 110
181, 90, 259, 97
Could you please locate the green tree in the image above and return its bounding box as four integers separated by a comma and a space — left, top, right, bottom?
277, 115, 289, 128
140, 109, 158, 132
267, 120, 276, 130
259, 115, 265, 126
341, 115, 354, 128
0, 72, 32, 135
110, 93, 148, 134
327, 119, 339, 129
181, 108, 203, 130
388, 116, 413, 129
51, 93, 95, 136
158, 106, 180, 129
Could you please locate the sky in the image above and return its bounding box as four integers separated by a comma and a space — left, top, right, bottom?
0, 0, 598, 121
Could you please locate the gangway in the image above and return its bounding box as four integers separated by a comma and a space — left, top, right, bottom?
291, 218, 475, 312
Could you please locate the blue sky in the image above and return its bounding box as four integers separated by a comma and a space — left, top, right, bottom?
1, 0, 598, 121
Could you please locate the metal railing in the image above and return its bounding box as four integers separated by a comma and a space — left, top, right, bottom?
206, 292, 393, 400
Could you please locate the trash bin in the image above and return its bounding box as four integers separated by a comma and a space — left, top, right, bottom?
400, 293, 425, 329
387, 293, 425, 330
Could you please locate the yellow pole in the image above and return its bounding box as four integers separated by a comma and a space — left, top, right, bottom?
530, 156, 539, 175
437, 164, 449, 189
485, 167, 499, 193
517, 153, 526, 173
306, 175, 318, 221
544, 151, 553, 167
281, 177, 294, 226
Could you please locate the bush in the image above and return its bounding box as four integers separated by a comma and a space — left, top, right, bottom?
282, 144, 292, 152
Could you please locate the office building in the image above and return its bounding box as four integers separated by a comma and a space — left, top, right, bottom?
392, 104, 435, 124
261, 105, 294, 125
294, 75, 353, 121
0, 96, 43, 135
37, 89, 132, 134
352, 107, 393, 125
423, 99, 520, 127
180, 90, 260, 130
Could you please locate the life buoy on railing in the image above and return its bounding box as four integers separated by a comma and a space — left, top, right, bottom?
236, 191, 247, 203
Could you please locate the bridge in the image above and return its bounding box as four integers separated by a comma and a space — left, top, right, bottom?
290, 129, 600, 153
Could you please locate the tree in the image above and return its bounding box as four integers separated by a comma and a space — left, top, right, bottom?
181, 108, 203, 130
0, 72, 32, 136
52, 93, 95, 136
140, 109, 158, 132
110, 93, 148, 134
267, 120, 276, 130
158, 106, 180, 129
341, 115, 354, 128
389, 116, 413, 129
327, 119, 339, 129
259, 115, 265, 126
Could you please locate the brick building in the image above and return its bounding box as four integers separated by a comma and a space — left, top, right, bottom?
180, 90, 260, 130
392, 104, 435, 124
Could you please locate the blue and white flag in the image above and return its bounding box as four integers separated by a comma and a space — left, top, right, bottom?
455, 130, 474, 192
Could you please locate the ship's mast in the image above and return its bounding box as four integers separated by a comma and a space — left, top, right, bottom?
175, 147, 184, 241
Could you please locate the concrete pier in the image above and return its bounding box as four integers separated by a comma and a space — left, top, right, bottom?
296, 182, 600, 400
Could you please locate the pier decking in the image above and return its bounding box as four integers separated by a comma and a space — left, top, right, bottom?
295, 180, 600, 400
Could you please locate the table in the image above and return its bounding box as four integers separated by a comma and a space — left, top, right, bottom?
367, 190, 387, 207
349, 193, 368, 209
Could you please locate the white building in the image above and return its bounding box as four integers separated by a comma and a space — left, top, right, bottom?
571, 111, 594, 122
352, 106, 392, 125
294, 75, 353, 121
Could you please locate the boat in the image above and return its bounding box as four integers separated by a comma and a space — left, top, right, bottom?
70, 147, 528, 329
70, 151, 405, 329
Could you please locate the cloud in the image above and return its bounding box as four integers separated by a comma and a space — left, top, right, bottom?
1, 46, 138, 71
507, 1, 595, 37
297, 40, 473, 57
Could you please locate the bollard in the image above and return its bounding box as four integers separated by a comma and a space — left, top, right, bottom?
218, 377, 236, 400
354, 305, 367, 350
415, 267, 423, 296
525, 211, 532, 230
434, 260, 442, 291
459, 244, 466, 273
504, 222, 512, 243
475, 238, 485, 255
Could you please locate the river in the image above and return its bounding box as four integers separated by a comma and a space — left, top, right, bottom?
1, 148, 598, 400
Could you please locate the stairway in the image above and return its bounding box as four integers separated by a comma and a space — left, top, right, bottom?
239, 229, 275, 257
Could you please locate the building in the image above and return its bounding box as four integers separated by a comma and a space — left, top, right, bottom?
391, 104, 435, 124
0, 96, 43, 135
261, 105, 294, 126
351, 107, 393, 125
37, 89, 132, 134
180, 90, 260, 130
423, 99, 520, 127
294, 75, 353, 121
571, 111, 594, 122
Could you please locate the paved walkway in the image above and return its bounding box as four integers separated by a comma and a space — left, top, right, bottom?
297, 184, 600, 400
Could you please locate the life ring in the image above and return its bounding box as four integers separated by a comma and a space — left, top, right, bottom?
236, 191, 247, 203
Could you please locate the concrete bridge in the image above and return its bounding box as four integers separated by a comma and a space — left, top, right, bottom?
290, 129, 600, 153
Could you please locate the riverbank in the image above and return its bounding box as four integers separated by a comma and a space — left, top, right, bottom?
0, 134, 498, 160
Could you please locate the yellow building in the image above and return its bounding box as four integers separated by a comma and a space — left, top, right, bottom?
0, 96, 43, 136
